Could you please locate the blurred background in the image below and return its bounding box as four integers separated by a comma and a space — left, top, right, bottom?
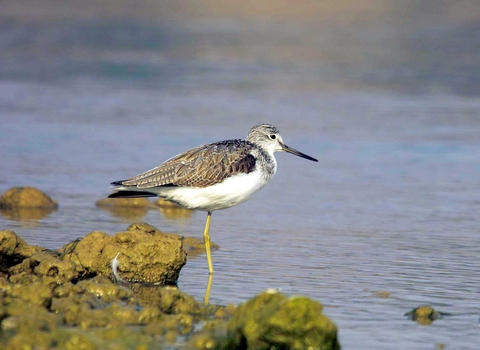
1, 1, 480, 348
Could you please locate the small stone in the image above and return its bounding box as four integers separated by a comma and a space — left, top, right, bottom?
372, 291, 390, 298
0, 187, 58, 209
405, 305, 440, 325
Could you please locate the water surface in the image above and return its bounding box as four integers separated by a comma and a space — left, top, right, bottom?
1, 3, 480, 348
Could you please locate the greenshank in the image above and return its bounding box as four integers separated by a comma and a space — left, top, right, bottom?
109, 124, 318, 274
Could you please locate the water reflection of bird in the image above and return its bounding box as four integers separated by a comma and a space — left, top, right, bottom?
109, 124, 318, 275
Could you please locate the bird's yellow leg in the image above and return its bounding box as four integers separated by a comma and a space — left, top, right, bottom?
204, 273, 213, 304
203, 211, 214, 274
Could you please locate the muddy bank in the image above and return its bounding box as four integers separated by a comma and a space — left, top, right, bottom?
0, 227, 340, 349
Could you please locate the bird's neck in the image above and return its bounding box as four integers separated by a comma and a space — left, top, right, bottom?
257, 145, 277, 178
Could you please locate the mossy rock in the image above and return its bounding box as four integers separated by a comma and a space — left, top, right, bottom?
5, 282, 53, 308
405, 305, 442, 325
226, 290, 340, 350
131, 285, 201, 315
2, 305, 59, 332
30, 251, 80, 283
61, 223, 187, 284
75, 277, 135, 303
0, 187, 58, 209
6, 326, 158, 350
0, 230, 43, 273
6, 331, 55, 350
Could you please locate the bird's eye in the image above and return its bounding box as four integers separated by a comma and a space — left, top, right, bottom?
269, 134, 276, 140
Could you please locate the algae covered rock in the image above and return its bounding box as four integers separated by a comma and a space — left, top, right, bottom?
75, 276, 134, 303
405, 305, 442, 325
2, 305, 59, 332
226, 290, 340, 350
156, 286, 201, 315
0, 227, 220, 349
0, 187, 58, 221
61, 223, 187, 284
6, 282, 53, 308
0, 230, 43, 273
30, 251, 80, 283
0, 187, 58, 209
127, 222, 219, 258
6, 326, 158, 350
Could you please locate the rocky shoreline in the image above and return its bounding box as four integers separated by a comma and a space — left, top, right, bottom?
0, 187, 340, 349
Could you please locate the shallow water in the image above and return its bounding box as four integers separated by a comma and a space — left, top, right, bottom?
1, 3, 480, 348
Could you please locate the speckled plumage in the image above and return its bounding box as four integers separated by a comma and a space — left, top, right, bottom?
108, 124, 318, 276
116, 139, 272, 189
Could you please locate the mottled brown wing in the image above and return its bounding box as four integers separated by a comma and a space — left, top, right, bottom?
121, 140, 256, 189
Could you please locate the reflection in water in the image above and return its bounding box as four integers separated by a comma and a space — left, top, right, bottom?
96, 197, 194, 221
0, 207, 56, 222
182, 236, 219, 259
158, 207, 193, 221
204, 274, 213, 305
156, 198, 194, 221
98, 205, 149, 220
95, 197, 152, 220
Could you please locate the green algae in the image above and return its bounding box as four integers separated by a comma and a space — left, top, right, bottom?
0, 225, 340, 349
6, 282, 53, 308
61, 225, 186, 284
6, 327, 159, 350
187, 290, 340, 350
0, 230, 42, 273
225, 290, 340, 350
405, 305, 445, 326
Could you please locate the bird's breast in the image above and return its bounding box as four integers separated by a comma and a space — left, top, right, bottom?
162, 168, 270, 212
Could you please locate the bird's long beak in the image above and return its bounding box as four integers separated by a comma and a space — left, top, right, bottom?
281, 143, 318, 162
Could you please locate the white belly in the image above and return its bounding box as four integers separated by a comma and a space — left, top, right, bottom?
158, 169, 271, 212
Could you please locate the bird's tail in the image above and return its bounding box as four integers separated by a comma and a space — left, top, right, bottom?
108, 191, 157, 198
108, 180, 158, 198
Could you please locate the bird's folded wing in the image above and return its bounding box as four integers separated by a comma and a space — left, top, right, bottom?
121, 140, 256, 189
